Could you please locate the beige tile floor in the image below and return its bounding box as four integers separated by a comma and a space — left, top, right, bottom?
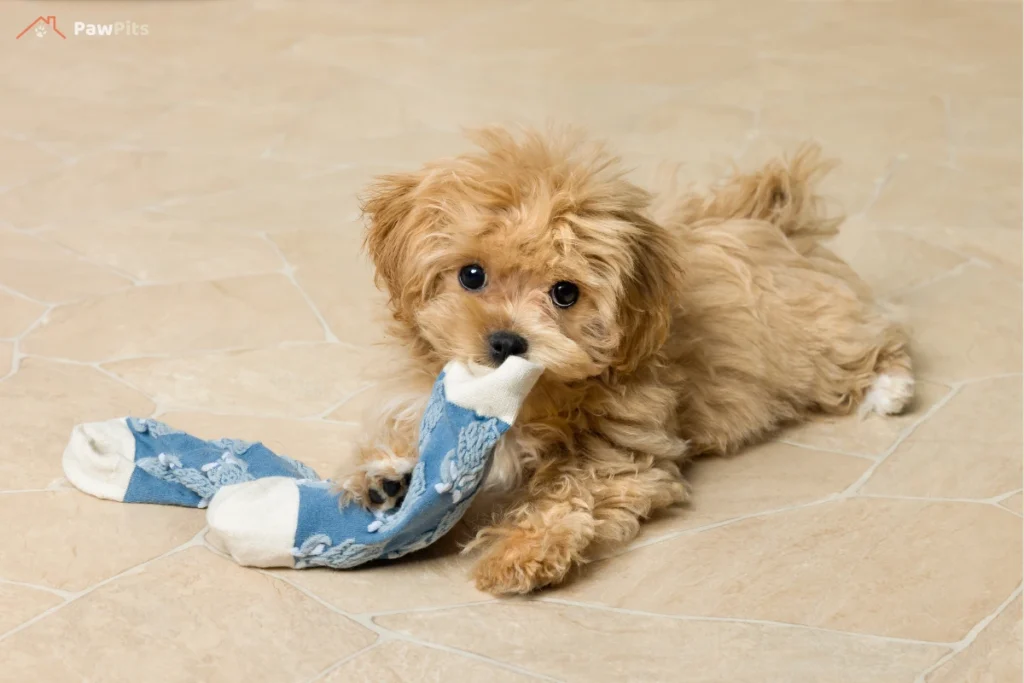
1, 1, 1021, 681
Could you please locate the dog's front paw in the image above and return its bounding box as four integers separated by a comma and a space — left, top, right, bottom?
469, 528, 574, 595
340, 457, 413, 512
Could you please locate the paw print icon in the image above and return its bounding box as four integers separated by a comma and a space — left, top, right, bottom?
16, 16, 67, 40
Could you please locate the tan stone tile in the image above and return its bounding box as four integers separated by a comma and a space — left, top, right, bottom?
47, 212, 283, 282
157, 413, 360, 479
864, 378, 1023, 499
0, 291, 45, 339
759, 90, 948, 167
782, 380, 952, 457
622, 154, 728, 208
0, 584, 62, 635
124, 102, 305, 157
22, 275, 324, 362
324, 641, 535, 683
765, 4, 1021, 98
635, 443, 869, 540
206, 51, 409, 108
0, 150, 300, 229
865, 441, 1022, 502
0, 90, 168, 149
871, 159, 1022, 276
269, 91, 430, 164
0, 359, 154, 490
1001, 493, 1023, 515
0, 548, 376, 682
0, 492, 203, 592
280, 532, 486, 614
376, 602, 947, 683
552, 0, 717, 30
824, 219, 966, 296
0, 343, 12, 377
293, 130, 474, 171
282, 32, 437, 86
428, 2, 663, 55
900, 376, 1021, 444
0, 136, 64, 187
162, 169, 371, 233
928, 597, 1022, 683
613, 99, 754, 163
950, 97, 1023, 154
105, 345, 375, 418
561, 499, 1022, 642
549, 42, 756, 87
269, 230, 388, 346
0, 230, 130, 303
892, 265, 1022, 382
5, 42, 201, 106
327, 383, 386, 423
302, 1, 501, 41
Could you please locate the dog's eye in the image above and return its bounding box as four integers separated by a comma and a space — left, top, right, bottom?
550, 281, 579, 308
458, 264, 487, 291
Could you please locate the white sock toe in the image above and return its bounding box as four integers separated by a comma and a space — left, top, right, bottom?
860, 373, 916, 417
206, 478, 300, 568
62, 418, 137, 501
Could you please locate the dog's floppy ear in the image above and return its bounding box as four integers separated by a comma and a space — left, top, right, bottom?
361, 171, 426, 298
613, 213, 683, 373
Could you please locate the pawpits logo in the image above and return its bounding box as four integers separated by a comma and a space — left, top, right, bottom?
74, 20, 149, 37
16, 15, 149, 39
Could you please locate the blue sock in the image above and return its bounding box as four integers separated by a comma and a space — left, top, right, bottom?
63, 416, 320, 508
63, 357, 543, 569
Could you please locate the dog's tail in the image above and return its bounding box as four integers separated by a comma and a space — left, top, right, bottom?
674, 143, 842, 251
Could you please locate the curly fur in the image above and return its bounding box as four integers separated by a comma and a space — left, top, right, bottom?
341, 126, 913, 595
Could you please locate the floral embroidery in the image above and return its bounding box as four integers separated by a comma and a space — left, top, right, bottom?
386, 496, 472, 561
279, 453, 320, 481
127, 417, 185, 438
434, 417, 502, 502
292, 534, 387, 569
209, 437, 256, 457
418, 380, 446, 452
136, 451, 254, 507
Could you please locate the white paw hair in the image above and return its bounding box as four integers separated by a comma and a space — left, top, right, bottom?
860, 373, 916, 417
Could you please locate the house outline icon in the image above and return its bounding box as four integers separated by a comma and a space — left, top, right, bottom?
16, 16, 67, 40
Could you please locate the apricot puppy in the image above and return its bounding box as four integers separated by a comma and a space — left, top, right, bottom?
340, 127, 912, 595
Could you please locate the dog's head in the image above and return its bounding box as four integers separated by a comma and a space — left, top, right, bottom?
362, 127, 681, 382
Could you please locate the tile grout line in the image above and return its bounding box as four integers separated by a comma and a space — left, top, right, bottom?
841, 384, 963, 497
261, 232, 341, 343
0, 301, 56, 383
0, 282, 51, 307
614, 494, 839, 556
941, 94, 958, 168
775, 438, 878, 460
24, 230, 144, 286
988, 488, 1024, 504
857, 492, 1024, 508
0, 577, 74, 600
303, 641, 383, 683
855, 153, 904, 219
262, 571, 560, 682
912, 583, 1022, 683
0, 528, 208, 643
884, 257, 989, 301
953, 371, 1023, 386
22, 337, 357, 367
538, 597, 958, 649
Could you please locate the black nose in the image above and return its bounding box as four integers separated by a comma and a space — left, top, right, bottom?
488, 331, 529, 365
